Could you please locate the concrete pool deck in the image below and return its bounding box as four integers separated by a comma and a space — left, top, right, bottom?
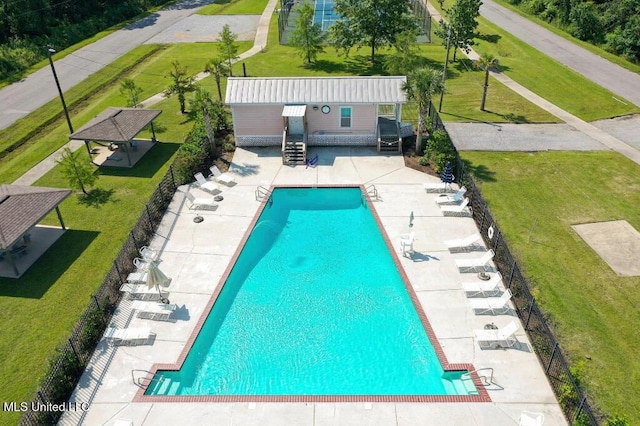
62, 147, 567, 425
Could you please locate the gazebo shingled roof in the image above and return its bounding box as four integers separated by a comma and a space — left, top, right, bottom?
0, 185, 71, 250
69, 108, 162, 143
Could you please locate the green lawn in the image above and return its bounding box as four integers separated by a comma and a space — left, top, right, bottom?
198, 0, 269, 15
0, 41, 250, 426
461, 151, 640, 424
433, 0, 639, 121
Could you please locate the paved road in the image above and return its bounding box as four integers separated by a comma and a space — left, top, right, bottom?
0, 0, 214, 131
480, 0, 640, 108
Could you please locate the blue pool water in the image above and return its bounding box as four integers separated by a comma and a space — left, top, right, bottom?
313, 0, 340, 31
147, 188, 475, 396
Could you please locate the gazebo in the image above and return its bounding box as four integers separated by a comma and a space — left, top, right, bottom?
70, 107, 162, 167
0, 184, 72, 278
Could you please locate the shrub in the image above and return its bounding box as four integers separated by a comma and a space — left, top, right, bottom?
223, 142, 236, 152
425, 129, 456, 173
418, 155, 429, 166
568, 1, 604, 42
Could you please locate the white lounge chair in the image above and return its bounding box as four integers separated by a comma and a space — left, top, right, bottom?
104, 327, 155, 346
131, 300, 177, 321
120, 283, 169, 301
139, 245, 158, 262
185, 191, 218, 210
469, 289, 512, 315
435, 187, 467, 205
423, 182, 455, 193
194, 172, 219, 193
474, 320, 519, 349
441, 198, 472, 217
209, 165, 235, 185
399, 232, 415, 257
133, 257, 149, 271
126, 271, 147, 283
519, 411, 545, 426
444, 232, 483, 252
462, 272, 503, 297
455, 249, 495, 273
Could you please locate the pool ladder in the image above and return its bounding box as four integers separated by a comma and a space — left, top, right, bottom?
365, 184, 379, 201
461, 367, 502, 390
255, 185, 271, 201
131, 369, 165, 390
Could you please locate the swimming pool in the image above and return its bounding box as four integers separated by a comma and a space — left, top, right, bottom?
145, 187, 478, 398
313, 0, 339, 31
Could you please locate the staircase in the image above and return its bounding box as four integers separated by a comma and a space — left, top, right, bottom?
378, 136, 401, 153
377, 117, 402, 154
282, 129, 307, 165
441, 371, 481, 395
282, 141, 306, 165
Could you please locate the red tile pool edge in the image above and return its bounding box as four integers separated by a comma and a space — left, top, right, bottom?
134, 185, 490, 403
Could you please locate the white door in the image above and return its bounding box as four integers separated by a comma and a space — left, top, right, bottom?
288, 116, 304, 135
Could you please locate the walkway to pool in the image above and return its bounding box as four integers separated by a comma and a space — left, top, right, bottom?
62, 147, 567, 425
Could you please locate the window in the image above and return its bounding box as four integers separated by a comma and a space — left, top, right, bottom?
340, 107, 352, 128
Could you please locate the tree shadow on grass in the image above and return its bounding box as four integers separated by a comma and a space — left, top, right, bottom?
462, 158, 497, 182
78, 188, 117, 208
306, 59, 349, 74
477, 33, 502, 44
0, 229, 99, 299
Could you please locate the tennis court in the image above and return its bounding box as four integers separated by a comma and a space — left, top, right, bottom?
313, 0, 339, 31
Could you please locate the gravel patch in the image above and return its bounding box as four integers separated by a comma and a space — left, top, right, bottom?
444, 122, 610, 151
144, 15, 260, 44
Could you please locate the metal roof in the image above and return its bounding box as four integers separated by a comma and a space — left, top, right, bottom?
282, 104, 307, 117
0, 185, 71, 250
225, 76, 407, 105
70, 108, 162, 143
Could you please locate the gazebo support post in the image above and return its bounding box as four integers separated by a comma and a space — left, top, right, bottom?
150, 122, 157, 143
55, 206, 67, 230
84, 140, 92, 156
123, 142, 132, 167
8, 255, 19, 277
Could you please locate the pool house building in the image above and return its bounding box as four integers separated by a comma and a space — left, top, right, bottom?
225, 76, 414, 164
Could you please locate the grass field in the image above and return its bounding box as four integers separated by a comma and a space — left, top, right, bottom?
198, 0, 270, 15
461, 151, 640, 423
0, 41, 250, 426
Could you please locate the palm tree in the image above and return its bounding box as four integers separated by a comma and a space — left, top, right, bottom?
204, 57, 229, 100
164, 61, 197, 114
475, 53, 499, 111
402, 67, 445, 154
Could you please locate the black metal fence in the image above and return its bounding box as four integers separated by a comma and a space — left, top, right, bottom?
429, 105, 599, 424
20, 137, 213, 425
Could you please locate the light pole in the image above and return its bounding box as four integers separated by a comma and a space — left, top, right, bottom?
46, 47, 74, 134
438, 28, 452, 112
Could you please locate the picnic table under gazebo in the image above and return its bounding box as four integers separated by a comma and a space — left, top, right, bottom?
70, 107, 162, 167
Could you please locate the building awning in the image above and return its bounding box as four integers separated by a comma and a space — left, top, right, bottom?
282, 104, 307, 117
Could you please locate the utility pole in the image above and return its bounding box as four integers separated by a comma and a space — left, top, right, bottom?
438, 28, 452, 112
47, 47, 74, 134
